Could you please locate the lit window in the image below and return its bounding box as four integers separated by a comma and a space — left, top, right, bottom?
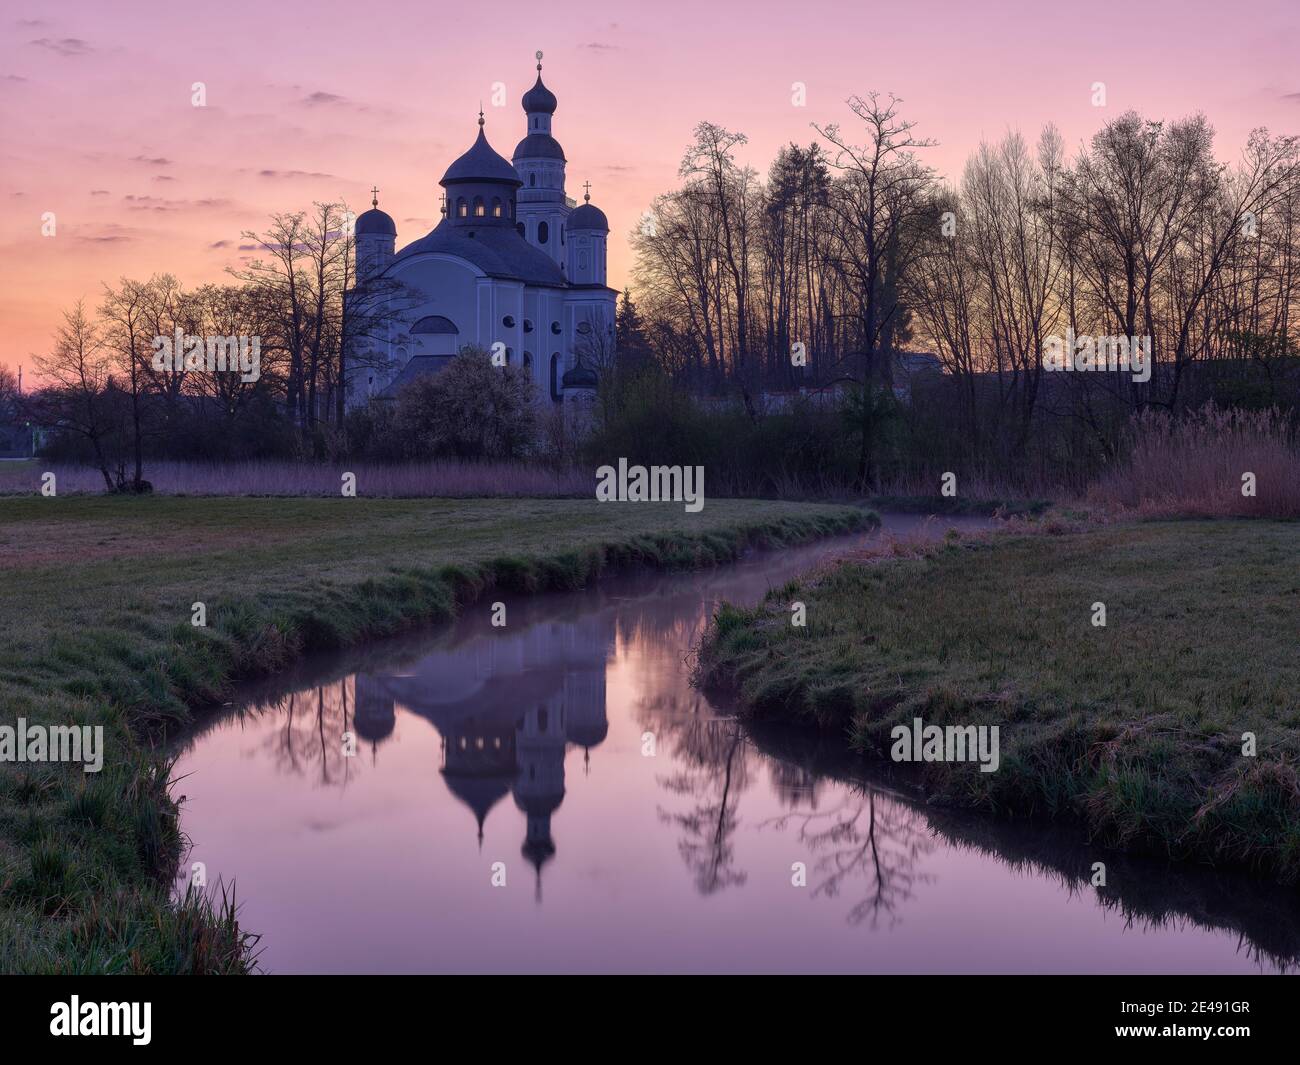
492, 198, 502, 217
457, 198, 467, 218
473, 197, 485, 217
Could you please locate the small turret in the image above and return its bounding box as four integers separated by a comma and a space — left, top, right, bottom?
566, 182, 609, 285
355, 187, 395, 278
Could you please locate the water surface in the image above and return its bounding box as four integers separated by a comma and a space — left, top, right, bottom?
172, 513, 1299, 973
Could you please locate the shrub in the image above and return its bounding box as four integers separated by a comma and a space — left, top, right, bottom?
393, 346, 536, 460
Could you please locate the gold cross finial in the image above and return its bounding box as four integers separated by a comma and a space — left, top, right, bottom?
370, 185, 379, 208
536, 50, 543, 72
582, 180, 591, 203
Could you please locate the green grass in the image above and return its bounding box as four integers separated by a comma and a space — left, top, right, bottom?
698, 520, 1300, 884
0, 495, 870, 972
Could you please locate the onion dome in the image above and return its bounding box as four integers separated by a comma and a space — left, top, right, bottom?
356, 187, 396, 235
512, 133, 565, 161
561, 362, 599, 390
441, 114, 522, 187
521, 53, 558, 115
568, 202, 608, 232
568, 183, 609, 232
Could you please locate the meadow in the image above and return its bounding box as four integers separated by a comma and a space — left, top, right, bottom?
699, 518, 1300, 882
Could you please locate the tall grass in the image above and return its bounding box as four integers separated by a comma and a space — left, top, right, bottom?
1088, 405, 1300, 519
0, 459, 589, 498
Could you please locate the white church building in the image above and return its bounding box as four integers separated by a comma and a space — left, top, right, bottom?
347, 55, 616, 407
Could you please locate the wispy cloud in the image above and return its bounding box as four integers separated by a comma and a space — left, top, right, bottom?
30, 37, 93, 57
302, 90, 347, 106
130, 155, 172, 166
256, 168, 333, 179
74, 224, 133, 244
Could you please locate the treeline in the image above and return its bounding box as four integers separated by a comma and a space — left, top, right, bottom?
631, 96, 1300, 483
26, 203, 405, 489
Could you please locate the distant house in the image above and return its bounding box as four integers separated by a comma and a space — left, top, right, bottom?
716, 351, 945, 412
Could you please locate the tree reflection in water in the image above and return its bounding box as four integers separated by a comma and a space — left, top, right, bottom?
759, 787, 936, 928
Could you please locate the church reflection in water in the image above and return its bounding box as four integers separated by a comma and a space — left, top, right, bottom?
351, 609, 611, 895
179, 536, 1300, 972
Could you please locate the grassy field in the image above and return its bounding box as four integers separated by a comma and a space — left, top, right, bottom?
0, 495, 869, 973
699, 519, 1300, 884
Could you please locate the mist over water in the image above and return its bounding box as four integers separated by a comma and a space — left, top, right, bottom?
171, 514, 1298, 974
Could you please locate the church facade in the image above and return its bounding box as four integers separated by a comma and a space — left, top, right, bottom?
347, 55, 616, 408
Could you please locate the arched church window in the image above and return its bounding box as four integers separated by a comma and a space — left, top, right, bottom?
530, 173, 536, 188
538, 221, 549, 244
550, 353, 561, 402
473, 197, 485, 217
505, 347, 513, 364
523, 352, 532, 376
492, 198, 502, 217
457, 198, 467, 218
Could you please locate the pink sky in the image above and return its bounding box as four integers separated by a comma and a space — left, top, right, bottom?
2, 0, 1297, 380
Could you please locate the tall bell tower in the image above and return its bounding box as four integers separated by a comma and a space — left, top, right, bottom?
512, 52, 570, 271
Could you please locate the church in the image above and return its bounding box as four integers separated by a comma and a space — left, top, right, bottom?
347, 54, 616, 408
